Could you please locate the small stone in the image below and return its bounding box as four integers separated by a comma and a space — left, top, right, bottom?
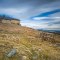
22, 56, 27, 60
6, 48, 17, 57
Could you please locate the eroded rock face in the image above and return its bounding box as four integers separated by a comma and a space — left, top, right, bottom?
0, 15, 21, 25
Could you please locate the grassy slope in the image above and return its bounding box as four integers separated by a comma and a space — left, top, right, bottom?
0, 23, 60, 60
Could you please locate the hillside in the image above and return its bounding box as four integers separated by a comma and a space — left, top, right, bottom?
0, 23, 60, 60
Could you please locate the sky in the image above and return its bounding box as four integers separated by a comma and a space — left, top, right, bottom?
0, 0, 60, 30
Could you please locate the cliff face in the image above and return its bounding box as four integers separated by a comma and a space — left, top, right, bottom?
0, 15, 21, 25
0, 19, 20, 25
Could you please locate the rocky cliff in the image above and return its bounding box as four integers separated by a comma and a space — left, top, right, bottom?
0, 15, 21, 25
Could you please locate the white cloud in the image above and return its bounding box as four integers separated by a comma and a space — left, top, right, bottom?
33, 17, 60, 20
0, 0, 60, 30
33, 17, 48, 20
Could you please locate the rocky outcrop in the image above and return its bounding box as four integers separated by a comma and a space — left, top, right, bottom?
0, 15, 21, 25
38, 31, 60, 43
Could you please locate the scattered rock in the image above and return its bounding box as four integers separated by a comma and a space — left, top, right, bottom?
6, 48, 17, 57
22, 56, 27, 60
33, 55, 38, 60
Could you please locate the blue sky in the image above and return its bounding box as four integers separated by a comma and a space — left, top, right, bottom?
0, 0, 60, 30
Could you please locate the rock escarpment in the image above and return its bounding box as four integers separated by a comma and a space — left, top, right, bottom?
0, 15, 21, 25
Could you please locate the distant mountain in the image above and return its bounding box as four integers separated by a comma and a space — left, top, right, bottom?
37, 29, 60, 34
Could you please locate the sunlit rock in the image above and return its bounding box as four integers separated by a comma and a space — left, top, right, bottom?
6, 48, 17, 57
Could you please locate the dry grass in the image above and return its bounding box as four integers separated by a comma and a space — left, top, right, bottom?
0, 23, 60, 60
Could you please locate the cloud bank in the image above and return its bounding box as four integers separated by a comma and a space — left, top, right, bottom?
0, 0, 60, 30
